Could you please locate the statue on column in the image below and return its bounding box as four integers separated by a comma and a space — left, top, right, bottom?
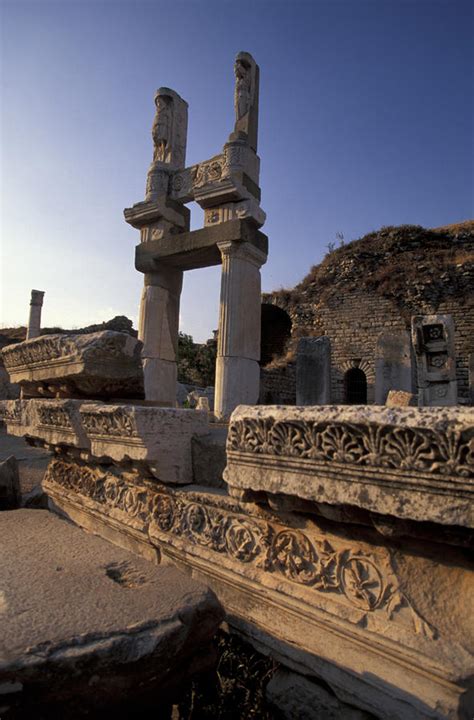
152, 93, 172, 163
230, 52, 259, 153
234, 56, 252, 120
146, 87, 188, 201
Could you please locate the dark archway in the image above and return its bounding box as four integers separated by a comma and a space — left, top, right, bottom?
260, 304, 292, 365
344, 368, 367, 404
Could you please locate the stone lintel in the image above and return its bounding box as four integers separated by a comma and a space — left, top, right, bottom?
135, 219, 268, 272
124, 198, 190, 229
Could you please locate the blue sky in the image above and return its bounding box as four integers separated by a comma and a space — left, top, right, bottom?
1, 0, 472, 340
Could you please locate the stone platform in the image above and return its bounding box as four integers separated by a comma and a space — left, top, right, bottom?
0, 509, 223, 718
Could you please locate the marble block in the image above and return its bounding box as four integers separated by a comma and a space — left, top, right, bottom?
224, 404, 474, 528
1, 331, 144, 400
79, 403, 209, 484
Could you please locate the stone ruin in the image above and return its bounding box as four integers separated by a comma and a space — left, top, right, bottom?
124, 51, 267, 419
1, 53, 473, 720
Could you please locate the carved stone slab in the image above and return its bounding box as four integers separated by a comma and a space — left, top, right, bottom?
3, 398, 89, 449
3, 399, 210, 485
1, 331, 144, 400
411, 314, 457, 406
43, 462, 474, 720
79, 403, 209, 484
225, 405, 474, 528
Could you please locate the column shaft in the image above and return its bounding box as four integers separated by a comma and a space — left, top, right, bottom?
215, 241, 267, 419
138, 268, 183, 405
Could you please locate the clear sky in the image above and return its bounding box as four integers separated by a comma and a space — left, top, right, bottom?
1, 0, 472, 340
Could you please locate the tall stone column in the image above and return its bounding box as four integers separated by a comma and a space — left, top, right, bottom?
215, 241, 267, 419
26, 290, 45, 340
138, 267, 183, 405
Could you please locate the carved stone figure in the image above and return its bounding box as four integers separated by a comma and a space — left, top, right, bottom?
148, 88, 188, 170
234, 55, 252, 121
152, 93, 172, 162
230, 52, 259, 152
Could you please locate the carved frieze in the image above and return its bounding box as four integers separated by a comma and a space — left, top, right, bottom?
2, 336, 76, 371
1, 332, 144, 400
81, 407, 139, 438
36, 403, 74, 430
44, 458, 435, 643
225, 405, 474, 528
227, 416, 473, 477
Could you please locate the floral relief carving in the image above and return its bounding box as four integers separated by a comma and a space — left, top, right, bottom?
81, 408, 138, 438
227, 418, 474, 478
36, 404, 73, 430
4, 402, 22, 424
2, 336, 76, 370
45, 462, 434, 637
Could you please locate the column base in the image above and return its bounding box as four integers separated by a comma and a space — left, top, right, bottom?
142, 357, 177, 405
214, 356, 260, 420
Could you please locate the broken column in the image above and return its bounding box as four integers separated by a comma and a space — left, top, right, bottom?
374, 330, 414, 404
26, 289, 45, 340
411, 314, 457, 406
296, 336, 331, 405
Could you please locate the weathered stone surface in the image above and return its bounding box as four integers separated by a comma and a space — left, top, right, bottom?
192, 426, 227, 488
1, 331, 144, 400
469, 352, 474, 405
296, 336, 331, 405
411, 314, 457, 406
266, 669, 371, 720
386, 389, 417, 406
79, 403, 209, 483
0, 426, 50, 504
0, 509, 223, 716
3, 399, 89, 452
4, 399, 209, 485
0, 455, 20, 509
215, 241, 267, 419
26, 289, 45, 341
225, 404, 474, 527
43, 465, 474, 720
375, 330, 414, 405
0, 360, 20, 401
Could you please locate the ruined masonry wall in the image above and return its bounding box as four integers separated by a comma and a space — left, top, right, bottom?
265, 291, 473, 404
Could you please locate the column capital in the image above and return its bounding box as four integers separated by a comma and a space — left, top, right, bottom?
217, 240, 267, 268
30, 290, 45, 307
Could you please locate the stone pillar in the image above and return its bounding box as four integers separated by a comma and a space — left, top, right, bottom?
374, 330, 414, 404
296, 336, 331, 405
215, 241, 267, 419
26, 290, 45, 340
138, 268, 183, 405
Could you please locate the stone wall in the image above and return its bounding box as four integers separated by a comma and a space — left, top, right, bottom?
260, 363, 296, 404
261, 223, 474, 404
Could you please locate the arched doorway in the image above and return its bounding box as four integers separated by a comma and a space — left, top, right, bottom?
344, 367, 367, 404
260, 304, 292, 365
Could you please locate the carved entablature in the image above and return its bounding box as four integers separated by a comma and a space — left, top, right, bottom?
1, 332, 144, 400
2, 336, 77, 373
44, 459, 436, 647
225, 405, 474, 528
